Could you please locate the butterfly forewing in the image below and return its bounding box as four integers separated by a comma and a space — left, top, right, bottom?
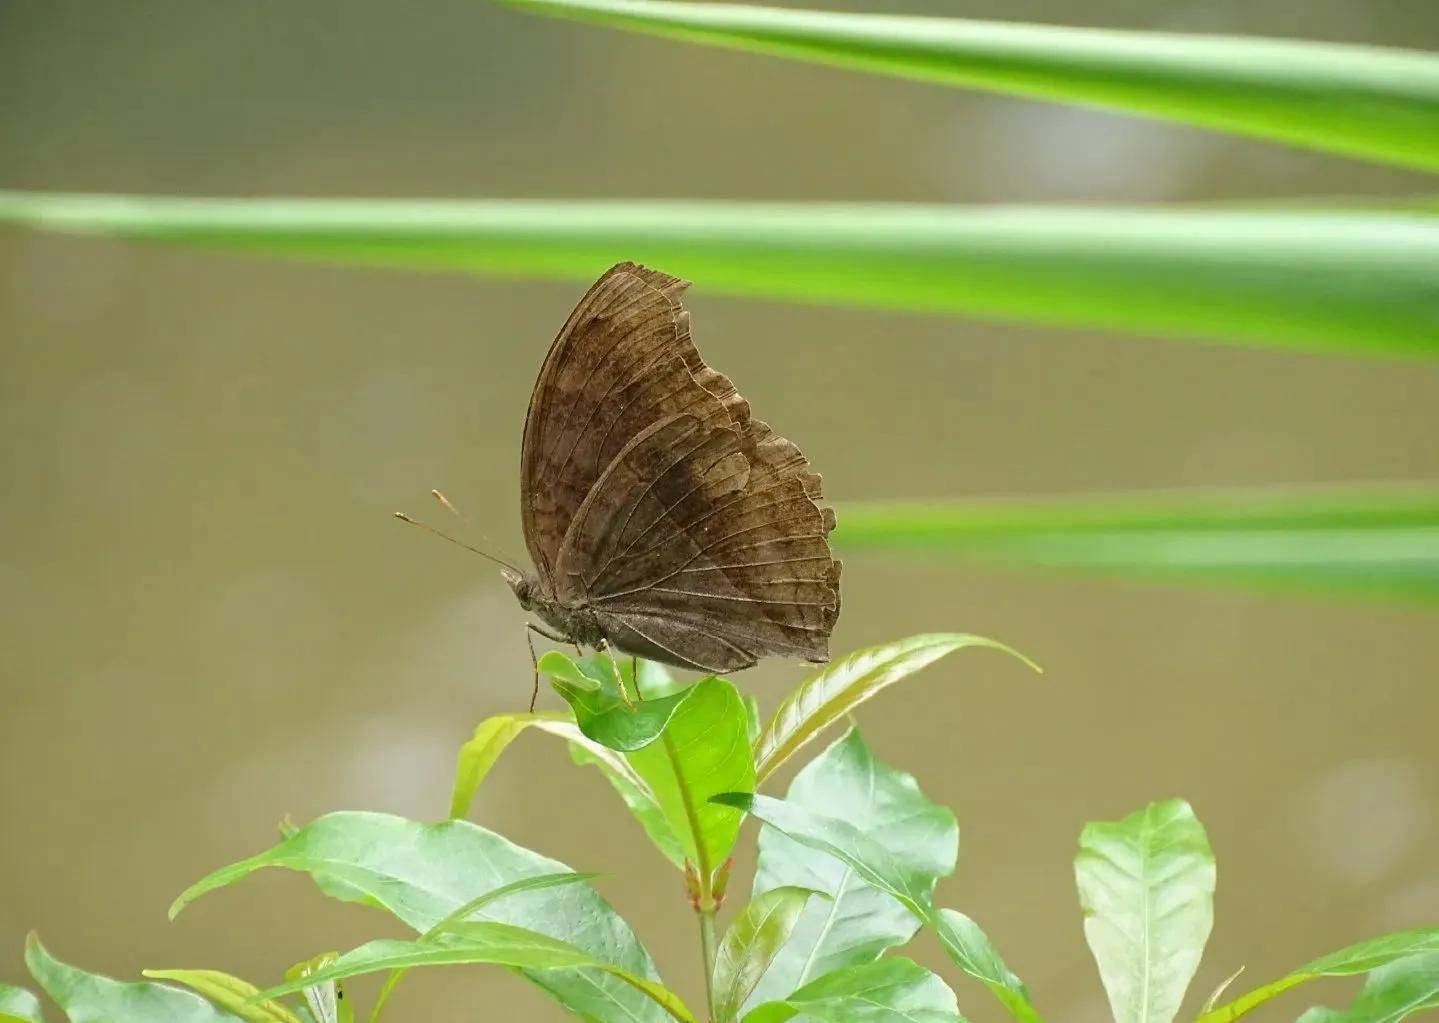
520, 264, 743, 580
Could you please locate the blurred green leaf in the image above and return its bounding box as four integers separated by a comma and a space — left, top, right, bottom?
0, 983, 44, 1023
754, 634, 1036, 785
140, 971, 304, 1023
713, 887, 823, 1023
1297, 954, 1439, 1023
748, 728, 956, 1011
258, 924, 698, 1023
170, 812, 667, 1023
488, 0, 1439, 172
629, 677, 755, 878
1198, 930, 1439, 1023
741, 958, 962, 1023
542, 651, 694, 752
1075, 799, 1215, 1023
837, 484, 1439, 603
25, 934, 246, 1023
3, 193, 1438, 356
716, 793, 1038, 1022
742, 695, 762, 745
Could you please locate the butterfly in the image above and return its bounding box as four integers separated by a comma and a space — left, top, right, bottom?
405, 262, 841, 708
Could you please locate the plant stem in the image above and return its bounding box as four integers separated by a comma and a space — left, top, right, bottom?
698, 905, 718, 1022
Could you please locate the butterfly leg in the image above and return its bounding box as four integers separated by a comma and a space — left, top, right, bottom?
630, 656, 642, 701
525, 625, 540, 712
598, 639, 635, 710
524, 621, 570, 712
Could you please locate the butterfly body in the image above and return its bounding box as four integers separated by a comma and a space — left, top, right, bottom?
512, 262, 842, 675
503, 568, 607, 649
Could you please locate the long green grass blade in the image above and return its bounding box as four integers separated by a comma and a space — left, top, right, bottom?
1, 193, 1437, 356
835, 484, 1439, 602
489, 0, 1439, 172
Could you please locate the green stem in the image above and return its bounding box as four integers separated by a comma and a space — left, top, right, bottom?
698, 905, 718, 1022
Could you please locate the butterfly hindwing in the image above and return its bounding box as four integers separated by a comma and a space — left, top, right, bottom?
553, 414, 839, 672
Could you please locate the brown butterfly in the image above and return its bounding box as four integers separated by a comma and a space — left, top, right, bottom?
405, 263, 841, 706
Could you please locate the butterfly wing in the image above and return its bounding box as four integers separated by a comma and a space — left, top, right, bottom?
520, 263, 744, 584
554, 414, 842, 672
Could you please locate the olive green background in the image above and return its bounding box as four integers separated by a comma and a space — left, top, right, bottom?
2, 2, 1438, 1020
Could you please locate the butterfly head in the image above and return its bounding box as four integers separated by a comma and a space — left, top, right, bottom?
501, 567, 535, 610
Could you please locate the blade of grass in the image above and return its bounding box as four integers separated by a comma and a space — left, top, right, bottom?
487, 0, 1439, 172
1, 193, 1437, 357
835, 483, 1439, 603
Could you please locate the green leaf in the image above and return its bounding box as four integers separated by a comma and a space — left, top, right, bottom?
741, 958, 963, 1023
25, 933, 247, 1023
1297, 954, 1439, 1023
716, 792, 1037, 1023
258, 924, 698, 1023
1198, 930, 1439, 1023
367, 871, 608, 1023
712, 887, 823, 1023
542, 651, 694, 752
754, 634, 1036, 785
628, 677, 754, 878
3, 194, 1438, 357
447, 705, 686, 867
0, 983, 44, 1023
448, 710, 568, 818
1074, 798, 1216, 1023
748, 728, 956, 1010
487, 0, 1439, 172
140, 972, 304, 1023
170, 812, 667, 1023
836, 483, 1439, 604
930, 910, 1037, 1023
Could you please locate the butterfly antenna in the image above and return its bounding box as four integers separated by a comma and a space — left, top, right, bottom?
429, 488, 527, 570
393, 512, 523, 575
431, 488, 468, 522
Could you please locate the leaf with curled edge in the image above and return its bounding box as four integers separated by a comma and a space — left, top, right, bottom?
754, 634, 1037, 785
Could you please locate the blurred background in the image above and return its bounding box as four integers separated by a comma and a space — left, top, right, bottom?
2, 1, 1438, 1020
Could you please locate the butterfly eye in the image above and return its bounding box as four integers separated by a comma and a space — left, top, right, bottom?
501, 568, 530, 606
